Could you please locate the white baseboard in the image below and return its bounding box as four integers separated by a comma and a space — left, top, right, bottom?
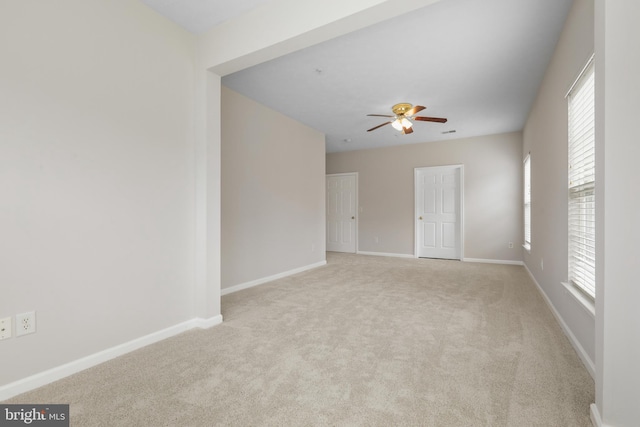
221, 260, 327, 296
590, 403, 603, 427
192, 315, 223, 329
356, 251, 414, 258
355, 253, 521, 264
463, 257, 524, 266
0, 315, 223, 401
524, 264, 595, 379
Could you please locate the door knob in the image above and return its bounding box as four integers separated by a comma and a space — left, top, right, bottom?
352, 216, 355, 219
419, 216, 423, 220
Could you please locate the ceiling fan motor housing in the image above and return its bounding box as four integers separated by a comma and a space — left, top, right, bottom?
392, 103, 413, 116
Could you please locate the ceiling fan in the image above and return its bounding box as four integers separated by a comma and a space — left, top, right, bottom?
367, 103, 447, 134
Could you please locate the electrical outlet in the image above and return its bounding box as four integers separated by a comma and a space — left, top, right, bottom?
0, 317, 11, 340
15, 311, 36, 337
508, 242, 514, 248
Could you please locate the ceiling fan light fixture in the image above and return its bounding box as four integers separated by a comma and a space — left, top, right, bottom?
391, 117, 413, 132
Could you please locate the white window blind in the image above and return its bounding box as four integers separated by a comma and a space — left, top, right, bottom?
567, 59, 595, 299
524, 154, 531, 249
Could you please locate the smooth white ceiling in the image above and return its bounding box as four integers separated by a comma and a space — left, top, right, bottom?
142, 0, 573, 153
142, 0, 273, 33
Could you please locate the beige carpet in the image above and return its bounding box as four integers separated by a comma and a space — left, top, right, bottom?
6, 253, 594, 426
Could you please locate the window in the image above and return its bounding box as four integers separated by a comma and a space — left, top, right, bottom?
523, 154, 531, 251
567, 57, 595, 299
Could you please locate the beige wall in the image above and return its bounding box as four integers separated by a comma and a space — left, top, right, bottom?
326, 132, 522, 261
522, 0, 595, 370
0, 1, 196, 386
221, 87, 326, 289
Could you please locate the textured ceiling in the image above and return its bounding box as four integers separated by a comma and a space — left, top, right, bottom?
142, 0, 573, 153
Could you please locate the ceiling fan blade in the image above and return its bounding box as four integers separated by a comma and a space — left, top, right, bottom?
414, 116, 448, 123
406, 105, 426, 116
367, 114, 394, 118
402, 126, 414, 135
367, 121, 392, 132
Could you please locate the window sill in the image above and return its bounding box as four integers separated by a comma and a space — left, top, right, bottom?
523, 243, 531, 254
561, 281, 595, 319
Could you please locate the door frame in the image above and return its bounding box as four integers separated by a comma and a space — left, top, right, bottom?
326, 172, 358, 253
414, 165, 464, 259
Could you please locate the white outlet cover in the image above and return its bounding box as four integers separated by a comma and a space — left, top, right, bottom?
16, 311, 36, 336
0, 317, 11, 340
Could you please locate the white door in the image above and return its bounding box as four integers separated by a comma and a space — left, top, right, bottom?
326, 173, 357, 253
415, 166, 462, 259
